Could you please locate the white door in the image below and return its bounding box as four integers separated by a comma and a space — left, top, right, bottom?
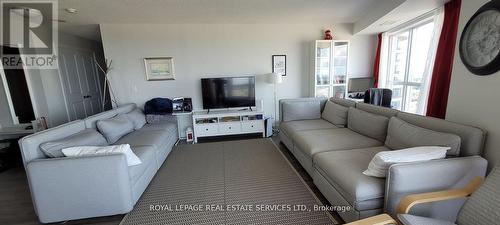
59, 47, 103, 120
77, 51, 102, 116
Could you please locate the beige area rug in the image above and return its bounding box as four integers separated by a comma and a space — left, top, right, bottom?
120, 138, 337, 225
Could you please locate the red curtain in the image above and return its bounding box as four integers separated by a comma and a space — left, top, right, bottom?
373, 33, 383, 88
426, 0, 461, 118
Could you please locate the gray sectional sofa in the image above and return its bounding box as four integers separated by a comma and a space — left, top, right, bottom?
279, 97, 488, 223
19, 103, 178, 223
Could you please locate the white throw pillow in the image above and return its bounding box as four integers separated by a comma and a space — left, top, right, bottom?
62, 144, 142, 166
363, 146, 449, 178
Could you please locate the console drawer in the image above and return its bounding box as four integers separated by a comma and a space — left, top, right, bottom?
195, 125, 218, 136
219, 122, 241, 133
241, 121, 263, 132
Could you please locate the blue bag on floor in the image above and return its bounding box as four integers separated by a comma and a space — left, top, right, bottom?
144, 98, 173, 115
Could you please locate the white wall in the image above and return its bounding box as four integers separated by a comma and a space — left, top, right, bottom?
100, 23, 376, 118
446, 0, 500, 171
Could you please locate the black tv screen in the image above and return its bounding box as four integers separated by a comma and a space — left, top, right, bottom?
201, 76, 256, 109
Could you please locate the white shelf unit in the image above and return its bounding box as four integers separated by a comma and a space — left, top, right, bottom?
192, 109, 265, 143
311, 40, 350, 98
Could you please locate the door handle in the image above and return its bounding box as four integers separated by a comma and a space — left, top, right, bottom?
83, 95, 91, 99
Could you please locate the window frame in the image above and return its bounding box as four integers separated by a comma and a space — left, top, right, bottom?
379, 8, 444, 115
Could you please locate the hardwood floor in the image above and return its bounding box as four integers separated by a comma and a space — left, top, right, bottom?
0, 135, 343, 225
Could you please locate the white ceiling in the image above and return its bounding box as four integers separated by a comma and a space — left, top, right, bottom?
53, 0, 445, 41
355, 0, 448, 34
56, 0, 377, 40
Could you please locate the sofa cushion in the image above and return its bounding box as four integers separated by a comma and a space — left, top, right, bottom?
126, 108, 146, 130
140, 123, 177, 134
348, 107, 389, 142
114, 103, 137, 114
97, 114, 135, 144
293, 128, 382, 157
322, 101, 348, 127
115, 129, 170, 150
280, 119, 338, 138
313, 146, 390, 211
282, 101, 321, 122
397, 112, 485, 157
398, 214, 456, 225
84, 110, 118, 129
40, 129, 108, 158
128, 146, 156, 185
385, 117, 462, 156
330, 97, 357, 108
356, 103, 399, 118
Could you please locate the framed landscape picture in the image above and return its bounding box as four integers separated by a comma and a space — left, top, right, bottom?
272, 55, 286, 76
144, 57, 175, 80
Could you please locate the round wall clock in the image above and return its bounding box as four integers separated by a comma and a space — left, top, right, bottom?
459, 0, 500, 75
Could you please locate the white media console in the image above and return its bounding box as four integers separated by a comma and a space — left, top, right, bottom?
192, 109, 265, 143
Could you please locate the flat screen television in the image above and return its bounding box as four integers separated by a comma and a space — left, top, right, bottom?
201, 76, 255, 109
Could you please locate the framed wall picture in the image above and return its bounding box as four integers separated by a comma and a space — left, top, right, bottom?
144, 57, 175, 80
272, 55, 286, 76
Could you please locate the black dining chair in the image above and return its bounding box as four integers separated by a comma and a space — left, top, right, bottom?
363, 88, 392, 108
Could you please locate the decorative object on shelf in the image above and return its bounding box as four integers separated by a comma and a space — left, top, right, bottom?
272, 55, 286, 76
183, 98, 192, 112
265, 72, 283, 133
31, 117, 48, 132
324, 29, 333, 40
144, 57, 175, 80
459, 0, 500, 76
172, 97, 185, 112
186, 127, 194, 143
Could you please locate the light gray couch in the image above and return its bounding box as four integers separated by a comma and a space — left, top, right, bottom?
19, 103, 178, 223
279, 97, 488, 223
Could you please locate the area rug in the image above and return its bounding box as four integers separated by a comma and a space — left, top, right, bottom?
120, 139, 337, 225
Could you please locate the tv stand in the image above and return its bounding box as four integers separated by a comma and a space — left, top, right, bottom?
237, 106, 253, 111
192, 109, 265, 143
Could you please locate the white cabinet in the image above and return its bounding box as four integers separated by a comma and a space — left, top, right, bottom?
311, 40, 349, 98
241, 121, 263, 133
192, 110, 265, 143
219, 122, 242, 134
195, 124, 218, 136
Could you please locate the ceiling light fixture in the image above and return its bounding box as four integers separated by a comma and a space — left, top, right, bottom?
65, 8, 77, 13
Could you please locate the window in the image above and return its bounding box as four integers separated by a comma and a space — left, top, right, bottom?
379, 9, 443, 115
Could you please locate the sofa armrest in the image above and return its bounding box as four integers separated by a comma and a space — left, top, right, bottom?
279, 97, 327, 122
397, 176, 483, 214
345, 214, 397, 225
385, 156, 487, 220
26, 154, 133, 223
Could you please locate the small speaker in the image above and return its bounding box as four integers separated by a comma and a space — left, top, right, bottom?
183, 98, 192, 112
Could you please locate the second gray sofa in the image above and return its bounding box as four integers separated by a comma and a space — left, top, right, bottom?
279, 97, 488, 223
19, 103, 178, 223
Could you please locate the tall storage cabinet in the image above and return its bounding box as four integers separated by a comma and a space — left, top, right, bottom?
311, 40, 349, 98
